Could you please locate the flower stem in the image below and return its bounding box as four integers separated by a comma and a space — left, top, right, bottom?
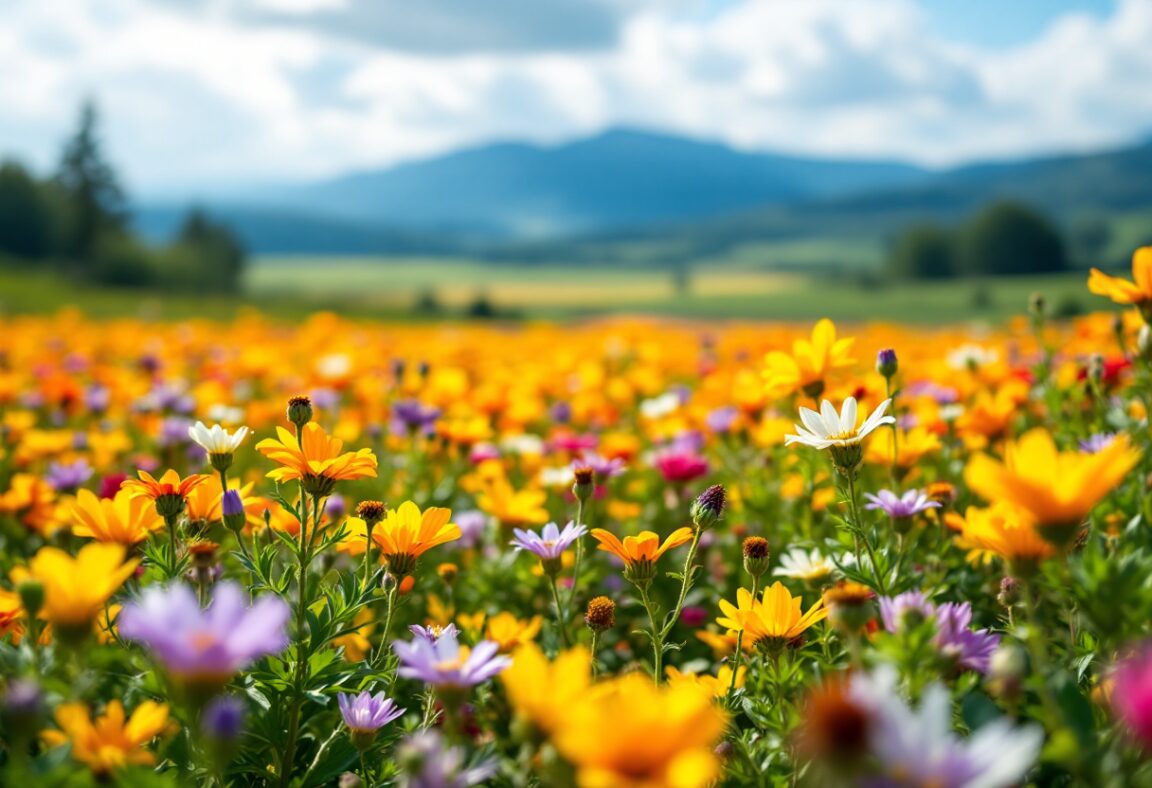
549, 575, 571, 647
639, 584, 664, 682
846, 473, 886, 595
566, 498, 587, 611
279, 493, 313, 787
727, 576, 758, 698
661, 525, 704, 641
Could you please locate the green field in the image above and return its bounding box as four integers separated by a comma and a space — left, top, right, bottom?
0, 256, 1107, 324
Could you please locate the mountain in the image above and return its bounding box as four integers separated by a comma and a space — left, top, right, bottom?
220, 128, 929, 239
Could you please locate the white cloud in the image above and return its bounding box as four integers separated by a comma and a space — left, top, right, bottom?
0, 0, 1149, 193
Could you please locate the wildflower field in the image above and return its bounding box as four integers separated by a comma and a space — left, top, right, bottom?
2, 250, 1152, 787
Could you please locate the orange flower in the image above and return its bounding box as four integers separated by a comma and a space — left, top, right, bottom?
255, 423, 377, 495
1088, 246, 1152, 311
122, 469, 210, 507
370, 500, 461, 576
590, 526, 694, 585
41, 700, 171, 774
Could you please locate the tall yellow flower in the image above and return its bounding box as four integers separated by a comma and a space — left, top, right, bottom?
255, 423, 378, 496
0, 473, 58, 534
964, 428, 1140, 545
716, 582, 828, 649
372, 500, 460, 576
552, 672, 727, 788
762, 318, 855, 400
477, 477, 549, 527
590, 527, 694, 586
1088, 246, 1152, 313
71, 488, 163, 545
12, 543, 138, 634
502, 643, 591, 734
947, 502, 1056, 570
41, 700, 171, 774
666, 664, 746, 698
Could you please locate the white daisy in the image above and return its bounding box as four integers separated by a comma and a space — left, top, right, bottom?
774, 547, 836, 582
188, 421, 249, 455
784, 397, 894, 451
639, 392, 681, 420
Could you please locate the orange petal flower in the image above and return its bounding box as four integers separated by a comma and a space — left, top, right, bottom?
255, 423, 377, 493
122, 469, 210, 502
1088, 246, 1152, 307
589, 526, 694, 565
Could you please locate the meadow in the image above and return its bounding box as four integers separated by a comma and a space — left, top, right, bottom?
0, 250, 1151, 786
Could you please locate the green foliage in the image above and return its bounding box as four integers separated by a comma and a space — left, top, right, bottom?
0, 161, 55, 260
955, 200, 1067, 276
54, 100, 126, 268
888, 223, 955, 279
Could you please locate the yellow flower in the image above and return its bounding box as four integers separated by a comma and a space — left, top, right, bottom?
666, 664, 746, 697
477, 477, 549, 527
255, 423, 378, 495
694, 628, 753, 659
0, 587, 25, 640
42, 700, 171, 774
947, 502, 1056, 568
71, 488, 163, 545
1088, 246, 1152, 310
185, 480, 255, 523
485, 611, 543, 653
762, 318, 855, 400
501, 643, 591, 734
716, 582, 828, 648
12, 543, 138, 631
865, 425, 941, 469
964, 428, 1139, 542
371, 501, 461, 576
0, 473, 58, 534
552, 672, 727, 788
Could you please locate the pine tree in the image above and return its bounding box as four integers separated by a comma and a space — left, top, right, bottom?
55, 99, 126, 271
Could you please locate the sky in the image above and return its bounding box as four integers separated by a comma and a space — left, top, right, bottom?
1, 0, 1148, 195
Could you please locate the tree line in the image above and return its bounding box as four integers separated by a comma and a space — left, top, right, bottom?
0, 101, 245, 292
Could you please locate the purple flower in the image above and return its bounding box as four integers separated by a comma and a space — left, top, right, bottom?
876, 348, 898, 377
453, 510, 488, 548
935, 603, 1000, 674
510, 521, 586, 561
157, 416, 194, 448
45, 459, 93, 493
880, 592, 999, 674
391, 400, 441, 436
550, 401, 572, 424
396, 730, 496, 788
408, 623, 459, 643
573, 453, 625, 479
85, 384, 110, 414
864, 489, 940, 519
1080, 432, 1116, 454
393, 628, 510, 688
201, 695, 246, 740
338, 691, 406, 733
118, 582, 290, 684
706, 406, 739, 434
326, 493, 347, 521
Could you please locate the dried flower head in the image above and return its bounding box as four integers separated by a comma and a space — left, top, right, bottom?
584, 596, 616, 633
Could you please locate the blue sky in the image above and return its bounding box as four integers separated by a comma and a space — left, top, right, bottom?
0, 0, 1147, 194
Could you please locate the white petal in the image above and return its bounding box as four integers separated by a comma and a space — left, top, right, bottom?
839, 397, 858, 434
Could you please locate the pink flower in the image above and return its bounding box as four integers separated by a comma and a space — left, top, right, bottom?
1112, 644, 1152, 745
654, 450, 709, 484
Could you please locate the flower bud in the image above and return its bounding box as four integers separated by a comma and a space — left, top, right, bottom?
1028, 292, 1046, 319
355, 500, 387, 526
572, 466, 595, 503
584, 596, 616, 633
690, 484, 726, 529
201, 695, 246, 742
987, 643, 1028, 702
1, 680, 46, 738
287, 395, 313, 428
997, 576, 1020, 609
876, 348, 898, 378
822, 581, 875, 633
339, 773, 364, 788
437, 563, 458, 585
741, 536, 770, 578
222, 489, 246, 533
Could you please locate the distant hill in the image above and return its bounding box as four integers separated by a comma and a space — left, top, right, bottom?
134, 129, 1152, 260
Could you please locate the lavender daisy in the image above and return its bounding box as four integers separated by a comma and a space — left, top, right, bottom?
408, 622, 459, 643
393, 628, 511, 690
864, 489, 940, 520
880, 592, 1000, 674
118, 581, 290, 687
391, 400, 441, 437
338, 691, 406, 744
396, 730, 497, 788
510, 521, 586, 566
45, 458, 94, 493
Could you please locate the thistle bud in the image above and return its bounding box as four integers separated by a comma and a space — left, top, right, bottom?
572, 466, 595, 503
742, 536, 770, 578
997, 576, 1020, 609
876, 348, 898, 378
287, 395, 313, 428
222, 489, 246, 533
584, 596, 616, 633
17, 578, 44, 621
690, 484, 726, 530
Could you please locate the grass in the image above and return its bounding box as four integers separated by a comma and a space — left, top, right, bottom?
0, 258, 1107, 324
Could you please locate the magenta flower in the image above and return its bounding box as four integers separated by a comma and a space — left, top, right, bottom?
510, 521, 586, 561
118, 582, 290, 685
653, 449, 709, 483
864, 489, 940, 519
393, 628, 511, 689
338, 691, 406, 734
1112, 644, 1152, 746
